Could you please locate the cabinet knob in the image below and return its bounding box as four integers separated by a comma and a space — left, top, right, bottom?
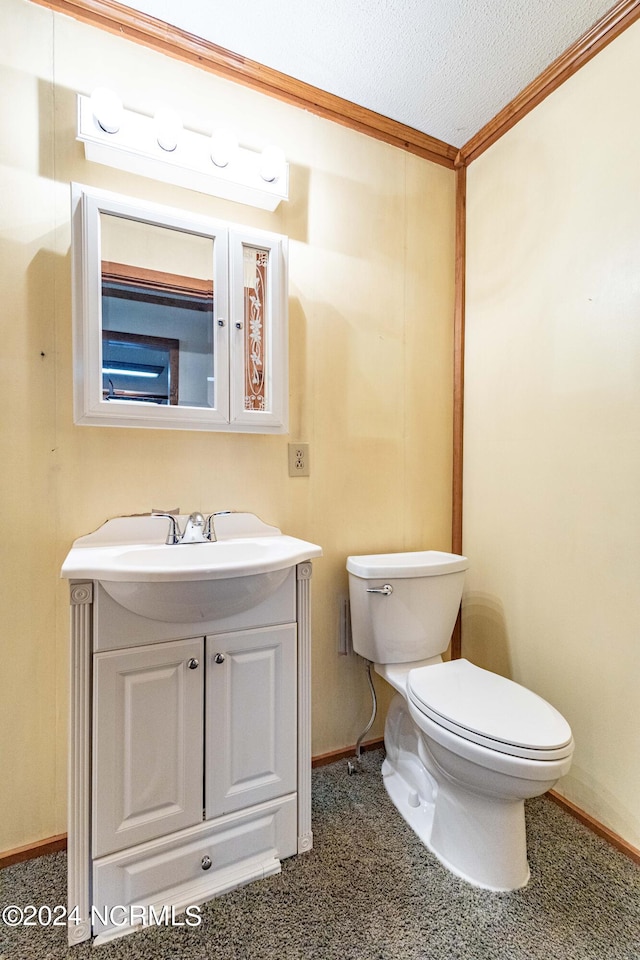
201, 855, 212, 871
217, 318, 225, 327
235, 321, 243, 330
213, 653, 225, 664
187, 658, 199, 670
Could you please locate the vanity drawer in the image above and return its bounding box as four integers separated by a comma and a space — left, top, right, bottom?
92, 795, 297, 939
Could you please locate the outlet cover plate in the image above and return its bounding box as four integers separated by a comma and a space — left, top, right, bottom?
288, 442, 310, 477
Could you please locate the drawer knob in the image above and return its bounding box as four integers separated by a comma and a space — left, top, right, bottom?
201, 855, 212, 871
214, 653, 225, 664
187, 658, 199, 670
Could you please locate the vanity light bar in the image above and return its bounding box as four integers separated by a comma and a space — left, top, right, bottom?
77, 93, 289, 211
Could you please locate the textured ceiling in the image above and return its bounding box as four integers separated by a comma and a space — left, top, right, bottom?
117, 0, 615, 148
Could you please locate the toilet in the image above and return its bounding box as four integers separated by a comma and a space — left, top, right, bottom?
347, 550, 574, 891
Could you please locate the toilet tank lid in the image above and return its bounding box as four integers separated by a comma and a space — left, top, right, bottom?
347, 550, 468, 579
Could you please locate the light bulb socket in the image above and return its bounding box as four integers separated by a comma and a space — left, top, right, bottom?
90, 87, 123, 135
260, 145, 286, 183
210, 128, 238, 168
155, 107, 182, 152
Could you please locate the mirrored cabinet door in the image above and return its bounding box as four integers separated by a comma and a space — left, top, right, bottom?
100, 215, 226, 416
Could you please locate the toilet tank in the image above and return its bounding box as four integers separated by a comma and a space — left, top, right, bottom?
346, 551, 468, 664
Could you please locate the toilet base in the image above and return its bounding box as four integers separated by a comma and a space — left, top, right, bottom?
382, 695, 531, 892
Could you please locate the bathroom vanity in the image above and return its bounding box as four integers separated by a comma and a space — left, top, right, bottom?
61, 513, 321, 944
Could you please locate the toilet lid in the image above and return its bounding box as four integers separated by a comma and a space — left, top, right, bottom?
407, 659, 573, 760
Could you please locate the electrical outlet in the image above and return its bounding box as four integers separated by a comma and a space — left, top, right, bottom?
288, 442, 310, 477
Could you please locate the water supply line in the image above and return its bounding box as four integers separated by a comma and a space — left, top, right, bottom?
347, 659, 377, 775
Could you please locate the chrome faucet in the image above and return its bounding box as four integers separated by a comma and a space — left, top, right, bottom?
153, 511, 219, 544
181, 512, 207, 543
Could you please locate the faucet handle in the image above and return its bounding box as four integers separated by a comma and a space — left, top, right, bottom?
152, 512, 182, 545
204, 510, 232, 541
204, 514, 217, 542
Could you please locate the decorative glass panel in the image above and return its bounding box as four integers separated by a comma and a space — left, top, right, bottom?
243, 246, 269, 412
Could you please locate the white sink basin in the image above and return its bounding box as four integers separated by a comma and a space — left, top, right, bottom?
61, 513, 322, 622
114, 540, 274, 575
99, 565, 293, 622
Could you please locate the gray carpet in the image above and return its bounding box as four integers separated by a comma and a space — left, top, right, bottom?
1, 749, 638, 959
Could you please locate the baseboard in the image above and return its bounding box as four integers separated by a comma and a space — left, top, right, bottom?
547, 790, 640, 865
0, 742, 385, 868
0, 833, 67, 869
312, 738, 385, 768
3, 765, 637, 869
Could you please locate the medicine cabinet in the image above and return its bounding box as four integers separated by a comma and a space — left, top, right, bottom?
71, 184, 288, 432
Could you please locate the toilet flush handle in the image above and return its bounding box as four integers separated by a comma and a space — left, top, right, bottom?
366, 584, 393, 596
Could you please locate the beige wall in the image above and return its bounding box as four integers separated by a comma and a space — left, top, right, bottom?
464, 22, 640, 846
0, 0, 455, 850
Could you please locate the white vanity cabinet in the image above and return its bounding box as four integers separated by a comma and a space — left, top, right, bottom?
62, 514, 320, 945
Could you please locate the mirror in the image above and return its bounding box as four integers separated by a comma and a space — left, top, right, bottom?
100, 215, 214, 408
71, 183, 288, 433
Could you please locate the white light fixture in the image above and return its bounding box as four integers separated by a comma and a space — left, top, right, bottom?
154, 106, 182, 153
77, 92, 289, 211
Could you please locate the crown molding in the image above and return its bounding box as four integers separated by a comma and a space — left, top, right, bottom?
27, 0, 640, 170
30, 0, 458, 168
458, 0, 640, 165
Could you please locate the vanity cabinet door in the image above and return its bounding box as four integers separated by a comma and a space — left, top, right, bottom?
93, 638, 204, 858
205, 625, 297, 819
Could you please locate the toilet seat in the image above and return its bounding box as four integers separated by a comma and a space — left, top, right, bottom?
407, 659, 573, 761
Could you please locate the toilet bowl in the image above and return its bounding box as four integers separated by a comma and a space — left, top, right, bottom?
347, 550, 574, 891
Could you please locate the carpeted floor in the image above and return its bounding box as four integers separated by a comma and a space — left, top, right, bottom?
1, 749, 638, 959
